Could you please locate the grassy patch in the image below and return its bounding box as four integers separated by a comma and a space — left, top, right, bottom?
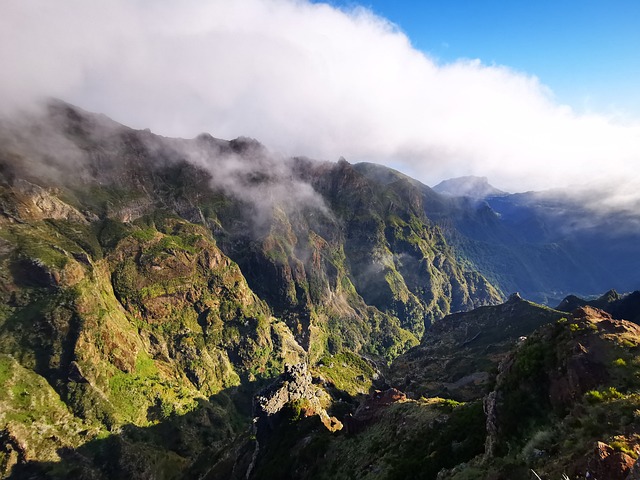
317, 351, 375, 396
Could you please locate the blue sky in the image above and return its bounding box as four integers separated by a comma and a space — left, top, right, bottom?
321, 0, 640, 116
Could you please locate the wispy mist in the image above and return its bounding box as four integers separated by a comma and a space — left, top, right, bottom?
0, 100, 330, 237
1, 0, 639, 197
174, 134, 330, 229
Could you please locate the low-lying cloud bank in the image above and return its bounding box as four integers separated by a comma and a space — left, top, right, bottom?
1, 0, 639, 194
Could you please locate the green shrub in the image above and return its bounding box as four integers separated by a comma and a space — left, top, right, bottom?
585, 387, 624, 404
438, 398, 463, 411
613, 358, 627, 367
131, 227, 156, 242
285, 399, 309, 423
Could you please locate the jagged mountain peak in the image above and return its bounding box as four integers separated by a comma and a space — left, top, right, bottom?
598, 288, 621, 303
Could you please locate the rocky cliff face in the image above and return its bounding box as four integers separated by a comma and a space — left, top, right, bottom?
0, 190, 308, 478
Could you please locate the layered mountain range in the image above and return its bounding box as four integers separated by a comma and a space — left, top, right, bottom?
1, 102, 639, 479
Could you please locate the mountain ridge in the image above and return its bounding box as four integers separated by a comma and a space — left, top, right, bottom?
0, 101, 501, 477
1, 101, 640, 478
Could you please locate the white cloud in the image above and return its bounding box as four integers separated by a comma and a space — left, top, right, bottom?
1, 0, 639, 193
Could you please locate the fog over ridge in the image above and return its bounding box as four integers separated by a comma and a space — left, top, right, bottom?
1, 0, 639, 199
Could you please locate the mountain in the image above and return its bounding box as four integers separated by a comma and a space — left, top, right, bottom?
214, 304, 640, 480
2, 101, 640, 478
0, 101, 501, 478
426, 178, 640, 304
343, 167, 631, 304
483, 189, 640, 298
432, 175, 506, 199
557, 289, 640, 324
389, 293, 566, 401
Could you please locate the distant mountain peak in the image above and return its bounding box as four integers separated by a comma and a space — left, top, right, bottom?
432, 175, 507, 199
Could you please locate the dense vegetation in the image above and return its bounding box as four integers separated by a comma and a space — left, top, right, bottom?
1, 102, 640, 479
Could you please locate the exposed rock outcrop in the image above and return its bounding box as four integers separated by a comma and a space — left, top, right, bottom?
253, 363, 341, 439
588, 441, 636, 480
248, 363, 341, 479
10, 179, 87, 223
254, 363, 314, 418
0, 428, 27, 477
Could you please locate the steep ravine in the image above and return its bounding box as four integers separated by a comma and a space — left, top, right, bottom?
0, 102, 501, 477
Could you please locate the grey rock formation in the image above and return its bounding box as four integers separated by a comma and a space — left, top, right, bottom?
254, 363, 313, 421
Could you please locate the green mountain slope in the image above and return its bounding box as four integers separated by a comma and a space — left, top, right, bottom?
0, 102, 501, 477
2, 101, 639, 479
475, 306, 640, 480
